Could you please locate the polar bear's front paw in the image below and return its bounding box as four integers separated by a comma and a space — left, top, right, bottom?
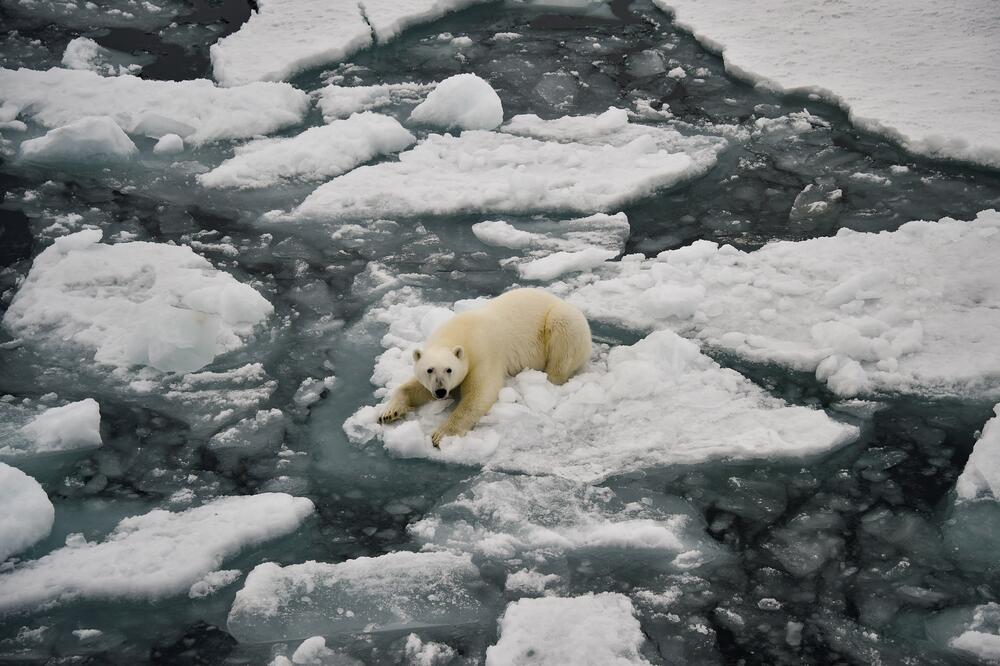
431, 423, 466, 448
378, 402, 408, 424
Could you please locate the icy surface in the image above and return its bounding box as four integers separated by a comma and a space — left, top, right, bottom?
20, 116, 138, 164
361, 0, 495, 42
956, 405, 1000, 502
228, 551, 493, 643
557, 210, 1000, 399
0, 68, 310, 145
344, 290, 857, 481
61, 37, 140, 76
284, 110, 724, 220
486, 593, 651, 666
653, 0, 1000, 167
198, 113, 415, 189
315, 83, 433, 122
16, 399, 102, 455
0, 493, 314, 613
2, 230, 273, 374
0, 464, 54, 563
409, 73, 504, 131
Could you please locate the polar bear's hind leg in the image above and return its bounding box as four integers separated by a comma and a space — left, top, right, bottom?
542, 301, 592, 385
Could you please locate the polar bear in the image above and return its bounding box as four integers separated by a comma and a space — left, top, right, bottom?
378, 288, 592, 447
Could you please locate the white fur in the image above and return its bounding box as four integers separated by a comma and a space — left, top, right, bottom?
378, 289, 592, 446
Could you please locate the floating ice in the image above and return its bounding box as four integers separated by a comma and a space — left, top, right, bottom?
344, 290, 857, 482
2, 229, 274, 374
473, 213, 629, 281
403, 634, 456, 665
198, 113, 415, 189
283, 110, 724, 220
360, 0, 494, 43
0, 463, 54, 563
956, 405, 1000, 502
557, 209, 1000, 399
188, 569, 242, 599
290, 636, 336, 664
61, 37, 141, 76
485, 593, 652, 666
20, 116, 138, 164
652, 0, 1000, 168
0, 68, 310, 145
16, 399, 102, 455
227, 551, 495, 643
0, 493, 314, 613
153, 133, 184, 155
410, 473, 710, 567
926, 603, 1000, 664
409, 73, 504, 131
208, 408, 285, 456
315, 82, 434, 122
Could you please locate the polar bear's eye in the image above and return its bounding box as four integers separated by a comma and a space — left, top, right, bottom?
427, 368, 433, 374
446, 368, 452, 374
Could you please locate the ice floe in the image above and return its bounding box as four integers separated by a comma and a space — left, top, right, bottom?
61, 36, 141, 76
956, 405, 1000, 502
555, 209, 1000, 399
409, 73, 503, 131
653, 0, 1000, 168
19, 116, 138, 164
344, 289, 857, 482
0, 464, 54, 563
198, 112, 415, 189
2, 399, 102, 457
228, 551, 495, 643
283, 109, 725, 221
0, 68, 310, 145
485, 593, 651, 666
0, 493, 314, 613
2, 229, 273, 374
315, 82, 433, 122
927, 603, 1000, 664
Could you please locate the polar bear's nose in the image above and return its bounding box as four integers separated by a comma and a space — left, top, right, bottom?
434, 388, 447, 399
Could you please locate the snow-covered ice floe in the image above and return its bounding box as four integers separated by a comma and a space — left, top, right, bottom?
0, 493, 313, 614
227, 551, 496, 643
344, 289, 857, 482
315, 82, 434, 122
652, 0, 1000, 168
198, 112, 415, 189
0, 463, 54, 563
0, 398, 102, 458
472, 212, 629, 281
485, 593, 652, 666
0, 68, 309, 145
410, 473, 718, 571
2, 229, 273, 374
281, 108, 725, 221
956, 405, 1000, 502
20, 116, 138, 164
554, 209, 1000, 399
211, 0, 493, 86
408, 73, 504, 131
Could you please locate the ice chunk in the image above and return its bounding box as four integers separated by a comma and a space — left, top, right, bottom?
20, 116, 138, 164
290, 636, 335, 664
18, 399, 102, 454
188, 569, 242, 598
410, 473, 709, 566
315, 82, 434, 122
2, 230, 274, 374
652, 0, 1000, 168
473, 213, 629, 281
956, 404, 1000, 502
485, 593, 651, 666
926, 603, 1000, 663
0, 463, 54, 562
210, 0, 371, 87
0, 493, 314, 613
0, 68, 310, 145
282, 111, 724, 220
558, 209, 1000, 399
198, 113, 415, 189
227, 551, 495, 643
409, 73, 503, 131
61, 36, 141, 76
344, 291, 857, 482
153, 133, 184, 154
208, 408, 285, 455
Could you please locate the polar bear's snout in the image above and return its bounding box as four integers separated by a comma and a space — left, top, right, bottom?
434, 388, 448, 399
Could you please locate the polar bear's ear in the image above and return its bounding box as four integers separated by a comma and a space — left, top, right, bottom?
412, 348, 422, 363
453, 346, 464, 360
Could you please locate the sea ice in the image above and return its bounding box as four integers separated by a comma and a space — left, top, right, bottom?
315, 82, 434, 122
556, 209, 1000, 399
153, 133, 184, 154
485, 593, 651, 666
282, 110, 724, 220
2, 229, 274, 374
652, 0, 1000, 167
343, 289, 857, 482
198, 113, 415, 189
926, 603, 1000, 663
16, 399, 102, 455
0, 68, 310, 145
409, 73, 504, 131
61, 36, 141, 76
956, 405, 1000, 502
227, 551, 495, 643
19, 116, 138, 164
0, 493, 314, 613
0, 463, 54, 562
360, 0, 494, 43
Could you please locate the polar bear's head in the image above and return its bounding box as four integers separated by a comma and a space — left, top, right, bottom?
412, 345, 468, 400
